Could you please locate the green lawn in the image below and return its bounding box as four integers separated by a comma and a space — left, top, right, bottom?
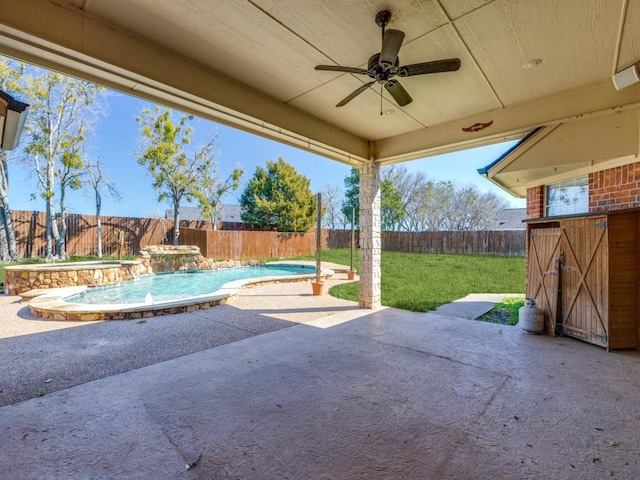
295, 249, 525, 312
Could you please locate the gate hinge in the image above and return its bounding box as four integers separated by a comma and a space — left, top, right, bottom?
594, 221, 608, 228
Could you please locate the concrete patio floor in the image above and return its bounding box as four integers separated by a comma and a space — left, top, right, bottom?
1, 277, 640, 479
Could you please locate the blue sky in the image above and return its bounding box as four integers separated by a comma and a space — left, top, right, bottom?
6, 90, 524, 219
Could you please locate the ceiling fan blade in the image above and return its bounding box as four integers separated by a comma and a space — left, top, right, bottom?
336, 81, 375, 107
315, 65, 370, 75
379, 29, 405, 67
397, 58, 461, 77
385, 80, 412, 106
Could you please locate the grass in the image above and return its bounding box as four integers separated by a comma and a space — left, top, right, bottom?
479, 296, 525, 326
293, 249, 525, 312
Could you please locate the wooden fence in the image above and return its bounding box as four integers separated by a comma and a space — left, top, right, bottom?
325, 229, 524, 256
381, 230, 525, 256
180, 227, 329, 260
8, 210, 525, 259
11, 210, 171, 257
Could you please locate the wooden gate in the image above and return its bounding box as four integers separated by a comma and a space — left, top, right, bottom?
528, 211, 640, 350
526, 226, 562, 335
560, 217, 609, 347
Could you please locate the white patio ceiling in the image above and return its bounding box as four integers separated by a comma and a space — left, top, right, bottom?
1, 0, 640, 173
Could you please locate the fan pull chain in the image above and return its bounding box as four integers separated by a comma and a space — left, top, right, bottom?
380, 84, 383, 115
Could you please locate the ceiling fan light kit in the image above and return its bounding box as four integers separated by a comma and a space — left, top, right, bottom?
315, 10, 461, 109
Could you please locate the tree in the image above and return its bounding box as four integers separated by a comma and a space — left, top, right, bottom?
0, 152, 17, 262
195, 141, 243, 229
385, 166, 432, 231
383, 165, 452, 231
22, 69, 105, 260
0, 57, 26, 261
341, 168, 360, 228
321, 183, 347, 229
443, 184, 510, 230
86, 157, 122, 257
341, 167, 406, 231
380, 177, 405, 231
383, 165, 512, 231
56, 146, 86, 259
240, 158, 316, 232
136, 107, 218, 245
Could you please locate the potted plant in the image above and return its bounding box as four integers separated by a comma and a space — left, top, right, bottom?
311, 280, 325, 295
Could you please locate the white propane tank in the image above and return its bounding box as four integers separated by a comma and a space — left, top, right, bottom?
519, 298, 544, 333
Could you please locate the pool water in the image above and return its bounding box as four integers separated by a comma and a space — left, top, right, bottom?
66, 265, 315, 305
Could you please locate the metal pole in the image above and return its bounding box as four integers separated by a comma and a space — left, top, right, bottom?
350, 207, 355, 271
316, 192, 322, 284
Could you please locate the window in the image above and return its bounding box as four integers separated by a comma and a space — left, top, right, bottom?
545, 176, 588, 217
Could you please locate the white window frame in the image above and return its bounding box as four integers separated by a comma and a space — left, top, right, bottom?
545, 176, 589, 217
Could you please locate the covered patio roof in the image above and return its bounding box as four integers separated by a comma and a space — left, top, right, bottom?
2, 0, 640, 309
1, 0, 639, 170
479, 109, 640, 197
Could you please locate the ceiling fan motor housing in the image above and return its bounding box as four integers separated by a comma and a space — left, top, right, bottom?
375, 10, 392, 28
368, 54, 399, 83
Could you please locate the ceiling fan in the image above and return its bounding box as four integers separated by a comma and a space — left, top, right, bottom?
315, 10, 461, 109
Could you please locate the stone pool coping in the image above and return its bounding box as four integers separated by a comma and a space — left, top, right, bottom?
26, 264, 335, 321
5, 260, 141, 271
4, 260, 145, 296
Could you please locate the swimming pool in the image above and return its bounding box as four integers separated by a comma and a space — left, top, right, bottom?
66, 264, 315, 304
27, 262, 330, 321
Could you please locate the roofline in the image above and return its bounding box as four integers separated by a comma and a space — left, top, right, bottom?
476, 127, 545, 176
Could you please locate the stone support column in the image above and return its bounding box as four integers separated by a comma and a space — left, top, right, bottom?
359, 161, 381, 309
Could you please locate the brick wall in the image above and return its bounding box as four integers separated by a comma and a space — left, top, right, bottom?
589, 163, 640, 212
526, 161, 640, 218
526, 185, 545, 219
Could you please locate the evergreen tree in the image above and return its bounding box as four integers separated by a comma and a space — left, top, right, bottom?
341, 167, 360, 228
240, 158, 316, 232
